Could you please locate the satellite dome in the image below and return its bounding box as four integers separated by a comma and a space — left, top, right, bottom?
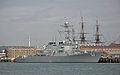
65, 21, 69, 25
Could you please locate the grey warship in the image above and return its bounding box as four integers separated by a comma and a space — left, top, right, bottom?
16, 17, 103, 63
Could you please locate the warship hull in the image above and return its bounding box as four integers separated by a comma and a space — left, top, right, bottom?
16, 52, 102, 63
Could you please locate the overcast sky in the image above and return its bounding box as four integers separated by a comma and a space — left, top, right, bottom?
0, 0, 120, 46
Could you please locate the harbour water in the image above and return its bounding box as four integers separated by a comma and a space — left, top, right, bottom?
0, 63, 120, 75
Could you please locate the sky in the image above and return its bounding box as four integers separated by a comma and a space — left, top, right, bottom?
0, 0, 120, 46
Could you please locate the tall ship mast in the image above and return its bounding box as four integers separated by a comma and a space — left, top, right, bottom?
94, 19, 103, 44
80, 17, 88, 44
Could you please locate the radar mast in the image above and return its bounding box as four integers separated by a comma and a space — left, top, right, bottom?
61, 17, 72, 45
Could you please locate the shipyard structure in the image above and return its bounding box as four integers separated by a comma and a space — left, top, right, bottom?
0, 17, 120, 62
15, 17, 120, 63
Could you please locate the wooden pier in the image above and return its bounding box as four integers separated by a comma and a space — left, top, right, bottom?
0, 59, 11, 62
98, 58, 120, 63
0, 57, 14, 62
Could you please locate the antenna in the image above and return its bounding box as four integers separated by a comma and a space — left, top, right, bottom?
72, 25, 75, 43
28, 35, 31, 47
64, 17, 67, 22
58, 30, 62, 41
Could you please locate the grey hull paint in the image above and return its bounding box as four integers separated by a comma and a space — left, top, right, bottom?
16, 52, 102, 63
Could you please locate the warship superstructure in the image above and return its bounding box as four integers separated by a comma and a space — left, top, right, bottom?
16, 17, 103, 63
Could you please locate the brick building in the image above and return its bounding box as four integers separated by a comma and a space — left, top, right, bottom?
80, 43, 120, 57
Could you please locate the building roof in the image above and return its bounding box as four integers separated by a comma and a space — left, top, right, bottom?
81, 44, 120, 49
0, 46, 35, 50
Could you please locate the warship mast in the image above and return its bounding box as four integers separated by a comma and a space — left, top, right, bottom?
61, 17, 72, 45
